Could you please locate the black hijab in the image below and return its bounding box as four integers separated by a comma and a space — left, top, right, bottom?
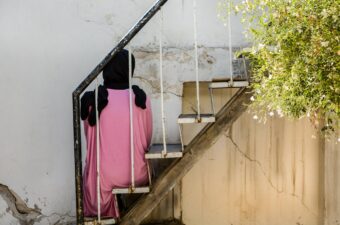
81, 49, 147, 126
103, 49, 134, 89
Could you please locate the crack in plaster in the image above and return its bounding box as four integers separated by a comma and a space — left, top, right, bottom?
134, 48, 217, 72
134, 76, 182, 98
39, 212, 75, 225
223, 131, 319, 218
224, 131, 284, 194
0, 183, 75, 225
134, 49, 193, 64
0, 183, 41, 225
135, 75, 200, 114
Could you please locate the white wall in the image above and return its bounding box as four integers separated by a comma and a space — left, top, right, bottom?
0, 0, 246, 224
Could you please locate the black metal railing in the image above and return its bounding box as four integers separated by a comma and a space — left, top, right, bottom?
72, 0, 168, 224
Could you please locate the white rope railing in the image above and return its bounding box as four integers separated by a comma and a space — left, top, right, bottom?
95, 77, 101, 222
209, 87, 216, 115
193, 0, 201, 120
227, 1, 233, 85
243, 57, 248, 81
159, 9, 168, 156
128, 45, 135, 191
178, 125, 184, 151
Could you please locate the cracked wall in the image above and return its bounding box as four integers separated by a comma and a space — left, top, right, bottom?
133, 46, 243, 144
1, 0, 338, 224
0, 184, 75, 225
180, 83, 340, 225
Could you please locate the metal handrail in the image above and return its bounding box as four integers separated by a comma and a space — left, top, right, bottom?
72, 0, 168, 224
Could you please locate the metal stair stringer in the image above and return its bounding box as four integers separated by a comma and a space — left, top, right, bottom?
120, 87, 253, 225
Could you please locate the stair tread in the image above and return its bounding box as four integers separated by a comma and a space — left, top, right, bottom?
148, 144, 182, 152
178, 113, 214, 118
209, 80, 249, 89
212, 77, 248, 82
177, 114, 215, 124
146, 144, 183, 159
112, 186, 150, 194
84, 217, 116, 225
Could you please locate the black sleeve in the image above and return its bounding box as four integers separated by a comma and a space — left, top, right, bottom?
80, 86, 108, 126
80, 91, 95, 121
132, 85, 147, 109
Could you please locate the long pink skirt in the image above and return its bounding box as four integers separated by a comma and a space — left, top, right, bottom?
83, 89, 152, 218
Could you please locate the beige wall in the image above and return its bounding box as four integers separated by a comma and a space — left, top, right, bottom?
179, 82, 339, 225
325, 132, 340, 225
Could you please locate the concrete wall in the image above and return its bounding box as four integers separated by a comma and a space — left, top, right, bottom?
180, 83, 340, 225
3, 1, 338, 224
0, 0, 246, 224
325, 133, 340, 225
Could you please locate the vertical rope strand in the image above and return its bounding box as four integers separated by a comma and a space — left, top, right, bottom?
209, 87, 216, 115
128, 45, 135, 190
193, 0, 200, 119
227, 1, 233, 85
243, 57, 249, 81
95, 77, 101, 222
159, 9, 167, 156
178, 124, 184, 151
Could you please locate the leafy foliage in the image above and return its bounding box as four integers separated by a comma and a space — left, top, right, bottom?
218, 0, 340, 133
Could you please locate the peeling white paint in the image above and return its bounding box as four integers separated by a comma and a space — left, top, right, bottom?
0, 0, 246, 224
1, 1, 339, 224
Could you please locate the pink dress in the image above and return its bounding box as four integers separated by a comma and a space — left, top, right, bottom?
83, 89, 153, 218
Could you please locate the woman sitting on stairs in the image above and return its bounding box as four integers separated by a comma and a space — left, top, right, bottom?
80, 49, 153, 219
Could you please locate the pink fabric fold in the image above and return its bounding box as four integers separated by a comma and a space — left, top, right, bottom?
83, 89, 152, 218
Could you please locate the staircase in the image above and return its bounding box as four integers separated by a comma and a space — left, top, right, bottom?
72, 0, 252, 224
119, 88, 252, 225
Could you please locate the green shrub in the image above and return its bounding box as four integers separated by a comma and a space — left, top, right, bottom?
219, 0, 340, 133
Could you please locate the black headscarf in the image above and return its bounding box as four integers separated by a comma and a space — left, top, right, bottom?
103, 49, 135, 89
81, 49, 147, 126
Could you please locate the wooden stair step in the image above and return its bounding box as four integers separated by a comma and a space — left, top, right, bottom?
145, 144, 183, 159
211, 77, 248, 82
112, 186, 150, 194
209, 80, 249, 89
84, 217, 116, 225
177, 114, 215, 124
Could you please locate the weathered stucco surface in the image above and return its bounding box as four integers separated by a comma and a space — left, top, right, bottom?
325, 133, 340, 225
180, 83, 340, 225
0, 0, 246, 224
1, 0, 339, 224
